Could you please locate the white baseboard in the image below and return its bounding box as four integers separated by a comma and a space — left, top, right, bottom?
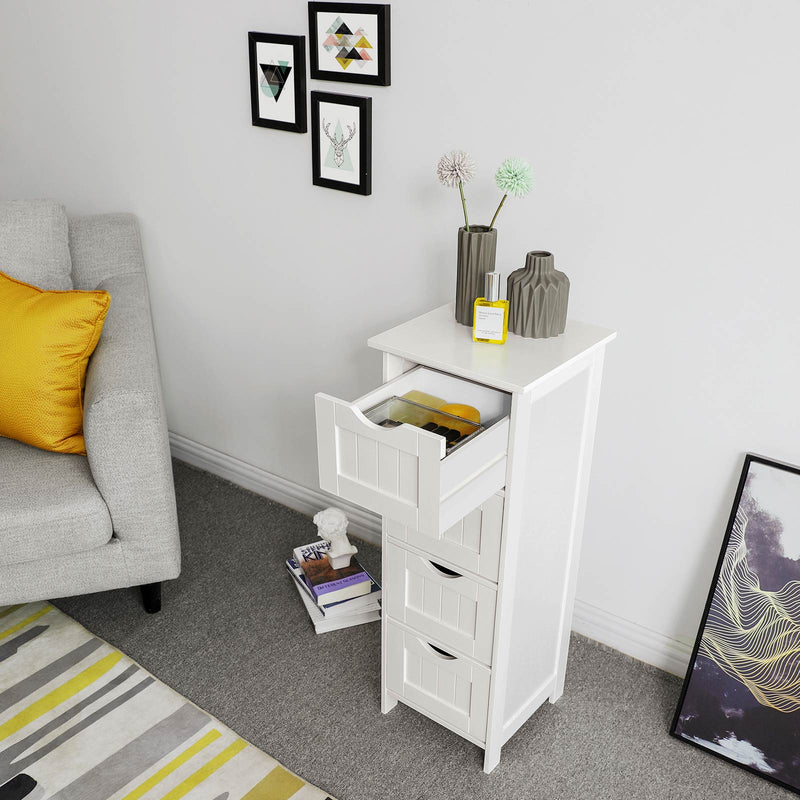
571, 599, 692, 676
168, 432, 382, 545
169, 432, 692, 677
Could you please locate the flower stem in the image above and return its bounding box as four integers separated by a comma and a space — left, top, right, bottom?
489, 194, 507, 230
458, 181, 470, 232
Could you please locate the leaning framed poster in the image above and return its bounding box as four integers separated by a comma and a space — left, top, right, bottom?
672, 453, 800, 794
248, 32, 307, 133
310, 91, 371, 195
308, 2, 390, 86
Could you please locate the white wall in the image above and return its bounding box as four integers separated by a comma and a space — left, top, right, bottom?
2, 0, 799, 671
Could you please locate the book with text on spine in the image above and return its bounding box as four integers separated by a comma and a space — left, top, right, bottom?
285, 558, 381, 616
292, 540, 371, 605
288, 569, 380, 634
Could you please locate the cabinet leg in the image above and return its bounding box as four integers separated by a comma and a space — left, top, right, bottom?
549, 675, 565, 704
483, 743, 501, 773
381, 689, 398, 714
379, 515, 397, 715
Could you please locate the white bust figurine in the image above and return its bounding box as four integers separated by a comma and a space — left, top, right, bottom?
313, 506, 358, 569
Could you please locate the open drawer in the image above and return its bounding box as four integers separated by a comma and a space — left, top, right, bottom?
315, 366, 511, 536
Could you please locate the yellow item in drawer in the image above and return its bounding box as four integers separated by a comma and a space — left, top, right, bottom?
440, 403, 481, 424
400, 390, 447, 409
426, 410, 474, 437
386, 399, 437, 428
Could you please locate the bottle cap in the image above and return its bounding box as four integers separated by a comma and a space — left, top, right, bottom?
484, 272, 501, 303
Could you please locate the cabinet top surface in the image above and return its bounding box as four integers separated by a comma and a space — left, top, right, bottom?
368, 304, 616, 394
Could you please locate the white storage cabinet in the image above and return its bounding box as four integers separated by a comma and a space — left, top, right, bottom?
315, 303, 615, 772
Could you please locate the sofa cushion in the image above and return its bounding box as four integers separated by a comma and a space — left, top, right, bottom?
0, 271, 111, 454
0, 200, 73, 290
0, 437, 113, 567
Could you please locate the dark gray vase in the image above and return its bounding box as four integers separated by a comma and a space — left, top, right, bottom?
507, 251, 570, 338
455, 225, 497, 327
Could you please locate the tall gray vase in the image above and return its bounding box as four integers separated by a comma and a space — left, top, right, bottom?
507, 251, 570, 338
455, 225, 497, 327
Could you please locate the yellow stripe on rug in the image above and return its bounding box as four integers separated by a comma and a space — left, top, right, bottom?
241, 765, 306, 799
0, 651, 122, 741
160, 739, 248, 799
0, 605, 52, 640
0, 604, 24, 621
120, 729, 223, 800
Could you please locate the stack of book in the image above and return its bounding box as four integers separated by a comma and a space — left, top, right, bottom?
286, 539, 381, 634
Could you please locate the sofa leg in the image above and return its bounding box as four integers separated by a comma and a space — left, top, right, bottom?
140, 582, 162, 614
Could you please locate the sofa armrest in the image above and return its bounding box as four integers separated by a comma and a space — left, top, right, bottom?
69, 213, 145, 290
82, 272, 180, 568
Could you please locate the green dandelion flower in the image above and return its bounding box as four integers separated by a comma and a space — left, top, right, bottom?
495, 158, 533, 198
489, 158, 534, 228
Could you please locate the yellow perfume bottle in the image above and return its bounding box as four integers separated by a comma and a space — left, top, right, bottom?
473, 272, 509, 344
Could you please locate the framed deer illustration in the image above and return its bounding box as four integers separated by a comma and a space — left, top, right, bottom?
311, 91, 372, 195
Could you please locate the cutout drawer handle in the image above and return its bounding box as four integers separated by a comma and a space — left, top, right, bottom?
427, 560, 462, 579
426, 642, 457, 660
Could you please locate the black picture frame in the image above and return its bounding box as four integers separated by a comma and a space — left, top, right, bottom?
308, 2, 390, 86
671, 453, 800, 795
248, 32, 307, 133
311, 91, 371, 195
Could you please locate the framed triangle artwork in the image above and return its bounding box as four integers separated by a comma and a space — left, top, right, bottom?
308, 2, 391, 86
248, 32, 307, 133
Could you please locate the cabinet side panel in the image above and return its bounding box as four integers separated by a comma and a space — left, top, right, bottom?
502, 368, 590, 725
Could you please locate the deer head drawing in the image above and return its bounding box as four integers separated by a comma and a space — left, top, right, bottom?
322, 118, 356, 168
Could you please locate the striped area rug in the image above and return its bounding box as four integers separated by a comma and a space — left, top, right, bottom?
0, 602, 335, 800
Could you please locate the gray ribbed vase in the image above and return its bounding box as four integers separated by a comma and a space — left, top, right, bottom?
507, 251, 570, 338
455, 225, 497, 326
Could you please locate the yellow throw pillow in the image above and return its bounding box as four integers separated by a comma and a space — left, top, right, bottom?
0, 271, 110, 455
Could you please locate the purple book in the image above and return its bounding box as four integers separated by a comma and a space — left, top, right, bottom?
292, 540, 371, 605
286, 558, 381, 616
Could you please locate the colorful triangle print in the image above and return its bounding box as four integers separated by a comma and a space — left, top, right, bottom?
326, 19, 375, 71
326, 16, 344, 34
259, 62, 291, 101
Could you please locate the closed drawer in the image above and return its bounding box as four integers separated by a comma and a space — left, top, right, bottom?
386, 620, 490, 743
316, 366, 510, 537
386, 492, 504, 583
385, 541, 497, 664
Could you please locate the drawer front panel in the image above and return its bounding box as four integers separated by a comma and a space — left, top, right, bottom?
387, 493, 504, 582
386, 621, 490, 742
317, 394, 441, 530
315, 366, 510, 536
386, 541, 497, 664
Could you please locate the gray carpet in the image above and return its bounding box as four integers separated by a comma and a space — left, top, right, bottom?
55, 462, 791, 800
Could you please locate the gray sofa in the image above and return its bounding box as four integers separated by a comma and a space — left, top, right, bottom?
0, 202, 180, 612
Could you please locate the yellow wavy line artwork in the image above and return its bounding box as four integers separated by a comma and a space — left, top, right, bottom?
699, 507, 800, 713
